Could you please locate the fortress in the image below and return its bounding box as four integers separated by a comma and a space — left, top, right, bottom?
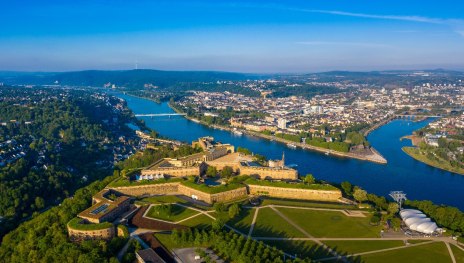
141, 137, 298, 180
68, 137, 342, 242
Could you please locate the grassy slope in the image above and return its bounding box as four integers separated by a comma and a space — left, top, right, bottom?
277, 208, 381, 238
450, 244, 464, 263
251, 208, 306, 238
403, 147, 464, 175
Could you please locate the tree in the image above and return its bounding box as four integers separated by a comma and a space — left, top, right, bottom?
341, 181, 352, 196
353, 187, 367, 204
228, 203, 241, 219
391, 217, 402, 231
214, 202, 226, 213
303, 174, 315, 184
220, 166, 234, 179
206, 166, 218, 177
212, 218, 225, 231
34, 197, 45, 210
388, 202, 399, 216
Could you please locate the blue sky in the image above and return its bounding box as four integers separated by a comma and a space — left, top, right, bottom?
1, 0, 463, 72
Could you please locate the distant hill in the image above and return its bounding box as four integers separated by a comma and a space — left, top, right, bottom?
0, 69, 249, 88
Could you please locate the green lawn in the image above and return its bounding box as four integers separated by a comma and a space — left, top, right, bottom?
251, 208, 306, 238
450, 244, 464, 263
225, 208, 255, 234
260, 197, 357, 210
145, 204, 199, 222
277, 208, 381, 238
323, 240, 405, 255
180, 214, 214, 229
262, 240, 333, 260
154, 233, 188, 251
360, 242, 452, 263
403, 147, 464, 175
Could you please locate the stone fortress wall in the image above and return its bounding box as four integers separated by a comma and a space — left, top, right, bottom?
247, 184, 342, 201
110, 182, 340, 204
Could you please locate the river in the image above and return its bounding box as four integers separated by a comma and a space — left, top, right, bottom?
117, 93, 464, 210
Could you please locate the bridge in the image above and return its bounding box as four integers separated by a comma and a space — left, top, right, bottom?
134, 113, 187, 117
395, 114, 442, 118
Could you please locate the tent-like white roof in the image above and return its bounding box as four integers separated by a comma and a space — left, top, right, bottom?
400, 209, 438, 234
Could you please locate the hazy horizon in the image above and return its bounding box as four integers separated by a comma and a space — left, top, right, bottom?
2, 0, 464, 73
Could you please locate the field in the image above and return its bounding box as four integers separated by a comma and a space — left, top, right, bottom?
225, 208, 255, 234
179, 214, 214, 229
251, 207, 306, 238
360, 242, 452, 263
276, 208, 381, 238
323, 240, 405, 255
145, 204, 199, 222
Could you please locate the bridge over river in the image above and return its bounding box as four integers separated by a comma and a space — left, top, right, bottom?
134, 113, 186, 117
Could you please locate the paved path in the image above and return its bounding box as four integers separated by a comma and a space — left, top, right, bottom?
248, 207, 260, 237
446, 242, 457, 263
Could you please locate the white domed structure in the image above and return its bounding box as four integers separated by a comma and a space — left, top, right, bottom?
400, 209, 438, 234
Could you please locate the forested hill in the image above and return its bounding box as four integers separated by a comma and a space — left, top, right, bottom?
0, 87, 143, 237
0, 69, 249, 88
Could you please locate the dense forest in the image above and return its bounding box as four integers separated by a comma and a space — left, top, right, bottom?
0, 87, 140, 236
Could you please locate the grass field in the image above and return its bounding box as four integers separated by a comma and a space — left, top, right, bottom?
145, 204, 199, 222
360, 242, 452, 263
252, 208, 305, 238
323, 240, 405, 255
260, 197, 357, 210
277, 208, 381, 238
225, 208, 255, 234
262, 240, 332, 260
450, 244, 464, 263
180, 214, 213, 229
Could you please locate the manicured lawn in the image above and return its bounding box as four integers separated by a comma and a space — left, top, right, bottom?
262, 240, 332, 260
450, 244, 464, 263
407, 239, 431, 244
145, 204, 199, 222
180, 214, 214, 229
225, 208, 255, 234
361, 242, 452, 263
260, 197, 357, 210
277, 208, 381, 238
323, 240, 405, 255
252, 208, 306, 238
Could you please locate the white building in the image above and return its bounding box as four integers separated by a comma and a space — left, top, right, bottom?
277, 118, 287, 129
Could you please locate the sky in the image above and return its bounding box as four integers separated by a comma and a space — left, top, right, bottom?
1, 0, 464, 73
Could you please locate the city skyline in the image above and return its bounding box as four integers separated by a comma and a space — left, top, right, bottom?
1, 0, 464, 72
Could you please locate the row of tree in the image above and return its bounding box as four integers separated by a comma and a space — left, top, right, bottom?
170, 228, 312, 263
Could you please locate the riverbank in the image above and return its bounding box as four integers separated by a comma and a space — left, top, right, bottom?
402, 147, 464, 175
169, 103, 387, 164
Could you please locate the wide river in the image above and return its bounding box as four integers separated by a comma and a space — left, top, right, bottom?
118, 93, 464, 210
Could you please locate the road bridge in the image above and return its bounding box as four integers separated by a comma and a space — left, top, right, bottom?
134, 113, 187, 117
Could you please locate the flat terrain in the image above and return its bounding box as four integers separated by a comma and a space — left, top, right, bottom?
251, 207, 306, 238
276, 208, 381, 238
360, 242, 452, 263
323, 240, 405, 255
225, 208, 254, 234
145, 204, 199, 222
